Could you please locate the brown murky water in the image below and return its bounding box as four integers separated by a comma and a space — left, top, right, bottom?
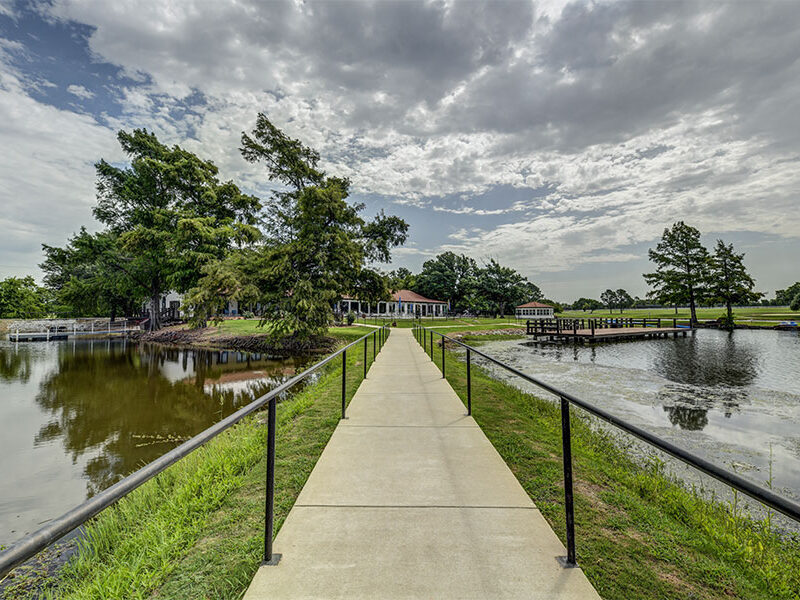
0, 338, 310, 546
476, 329, 800, 513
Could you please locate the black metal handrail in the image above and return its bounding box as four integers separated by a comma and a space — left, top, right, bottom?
0, 325, 390, 578
413, 324, 800, 567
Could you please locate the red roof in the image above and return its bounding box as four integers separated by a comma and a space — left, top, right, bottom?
393, 289, 447, 304
341, 289, 447, 304
516, 301, 553, 309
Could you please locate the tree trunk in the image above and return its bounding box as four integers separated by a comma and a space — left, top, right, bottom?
689, 288, 698, 326
149, 291, 161, 331
726, 300, 734, 331
110, 303, 117, 323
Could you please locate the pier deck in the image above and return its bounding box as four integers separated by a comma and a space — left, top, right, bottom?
526, 317, 693, 342
244, 328, 599, 599
530, 326, 689, 341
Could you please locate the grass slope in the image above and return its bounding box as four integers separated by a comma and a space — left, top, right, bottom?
422, 335, 800, 599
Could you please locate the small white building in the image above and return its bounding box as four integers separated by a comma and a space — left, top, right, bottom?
339, 289, 448, 318
515, 301, 554, 319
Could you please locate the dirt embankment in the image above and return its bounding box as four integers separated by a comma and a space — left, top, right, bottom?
129, 327, 340, 356
452, 328, 525, 338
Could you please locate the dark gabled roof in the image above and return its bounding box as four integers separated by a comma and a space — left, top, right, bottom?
393, 289, 447, 304
516, 301, 553, 309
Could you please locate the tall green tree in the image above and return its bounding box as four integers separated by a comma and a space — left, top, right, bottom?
707, 240, 762, 329
644, 222, 710, 325
41, 229, 143, 319
615, 289, 634, 313
775, 282, 800, 306
0, 276, 48, 318
415, 252, 477, 312
473, 259, 541, 316
183, 253, 260, 328
216, 113, 408, 340
600, 289, 617, 312
91, 129, 261, 330
387, 267, 416, 291
790, 293, 800, 312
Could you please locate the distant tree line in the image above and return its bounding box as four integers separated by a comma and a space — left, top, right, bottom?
387, 252, 545, 317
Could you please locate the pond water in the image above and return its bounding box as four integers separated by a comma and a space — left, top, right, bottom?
0, 339, 310, 547
475, 329, 800, 509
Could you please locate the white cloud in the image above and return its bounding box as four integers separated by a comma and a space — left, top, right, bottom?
0, 49, 121, 279
0, 0, 14, 18
66, 84, 94, 99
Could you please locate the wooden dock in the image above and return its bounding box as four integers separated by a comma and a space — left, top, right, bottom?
7, 326, 138, 342
526, 317, 693, 342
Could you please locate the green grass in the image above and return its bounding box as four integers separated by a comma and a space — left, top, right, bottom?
2, 327, 384, 600
420, 335, 800, 599
206, 318, 376, 338
353, 316, 524, 328
561, 307, 799, 325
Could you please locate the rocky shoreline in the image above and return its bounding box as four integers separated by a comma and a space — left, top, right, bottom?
128, 327, 341, 356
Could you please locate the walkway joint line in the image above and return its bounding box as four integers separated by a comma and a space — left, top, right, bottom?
244, 328, 600, 599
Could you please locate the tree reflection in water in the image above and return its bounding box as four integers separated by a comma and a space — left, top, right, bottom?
33, 341, 306, 497
652, 332, 758, 387
0, 345, 32, 383
659, 383, 745, 431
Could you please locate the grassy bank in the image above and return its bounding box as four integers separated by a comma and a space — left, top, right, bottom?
424, 337, 800, 599
561, 306, 799, 326
3, 327, 378, 600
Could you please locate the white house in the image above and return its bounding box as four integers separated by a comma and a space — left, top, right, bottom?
515, 301, 554, 319
339, 289, 448, 318
144, 292, 243, 320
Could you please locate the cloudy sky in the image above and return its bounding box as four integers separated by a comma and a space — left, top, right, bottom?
1, 0, 798, 301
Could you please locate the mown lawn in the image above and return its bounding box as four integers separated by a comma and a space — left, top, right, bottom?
561, 306, 799, 325
421, 335, 800, 600
204, 318, 377, 338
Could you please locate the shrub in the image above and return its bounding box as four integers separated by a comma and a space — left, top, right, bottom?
346, 312, 356, 325
791, 292, 800, 312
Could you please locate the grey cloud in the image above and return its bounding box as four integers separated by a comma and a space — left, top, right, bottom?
470, 2, 799, 152
5, 0, 800, 296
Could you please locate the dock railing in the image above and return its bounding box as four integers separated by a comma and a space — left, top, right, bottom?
525, 316, 690, 336
413, 324, 800, 567
0, 325, 390, 578
7, 319, 141, 341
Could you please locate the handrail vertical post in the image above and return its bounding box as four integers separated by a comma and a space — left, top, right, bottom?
430, 331, 433, 361
441, 335, 445, 378
341, 349, 347, 419
373, 331, 376, 362
364, 336, 368, 378
560, 396, 577, 567
466, 348, 472, 416
264, 396, 277, 564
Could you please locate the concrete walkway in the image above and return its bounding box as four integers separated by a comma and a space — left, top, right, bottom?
244, 328, 600, 599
